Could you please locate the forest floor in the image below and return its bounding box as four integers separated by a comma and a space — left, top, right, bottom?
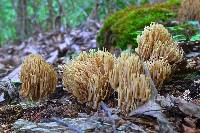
0, 20, 200, 133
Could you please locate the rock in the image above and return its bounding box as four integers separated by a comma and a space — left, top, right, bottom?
178, 100, 200, 118
0, 63, 5, 69
20, 124, 38, 130
78, 113, 89, 118
62, 117, 100, 131
13, 116, 112, 132
0, 80, 19, 104
12, 119, 35, 130
31, 128, 50, 132
0, 92, 5, 103
156, 95, 175, 108
118, 122, 146, 133
37, 122, 59, 128
186, 52, 200, 58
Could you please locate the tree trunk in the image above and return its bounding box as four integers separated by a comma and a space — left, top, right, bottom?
149, 0, 154, 4
14, 0, 28, 40
47, 0, 55, 31
90, 0, 100, 21
55, 0, 64, 31
104, 0, 117, 17
136, 0, 141, 6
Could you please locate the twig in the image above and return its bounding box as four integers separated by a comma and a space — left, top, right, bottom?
51, 117, 83, 133
100, 101, 117, 133
136, 108, 166, 114
134, 52, 158, 101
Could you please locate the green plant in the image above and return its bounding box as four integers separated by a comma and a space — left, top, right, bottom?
167, 22, 200, 42
0, 0, 17, 45
190, 34, 200, 41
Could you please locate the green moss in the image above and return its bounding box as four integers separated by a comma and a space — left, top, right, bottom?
97, 1, 181, 50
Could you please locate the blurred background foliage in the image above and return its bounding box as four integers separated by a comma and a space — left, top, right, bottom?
167, 21, 200, 42
0, 0, 168, 45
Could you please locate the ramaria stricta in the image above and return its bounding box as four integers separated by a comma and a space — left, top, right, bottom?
63, 23, 184, 114
20, 54, 57, 100
137, 22, 183, 64
109, 53, 151, 114
108, 23, 184, 114
63, 50, 115, 109
136, 23, 184, 87
146, 59, 172, 89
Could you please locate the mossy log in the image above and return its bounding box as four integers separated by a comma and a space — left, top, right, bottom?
97, 1, 181, 50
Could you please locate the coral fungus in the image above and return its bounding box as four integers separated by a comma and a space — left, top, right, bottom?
109, 53, 151, 113
136, 23, 183, 89
146, 59, 172, 89
63, 23, 184, 113
20, 54, 57, 100
63, 50, 115, 108
178, 0, 200, 22
108, 23, 184, 113
109, 52, 143, 89
137, 23, 172, 60
150, 41, 184, 64
137, 23, 183, 64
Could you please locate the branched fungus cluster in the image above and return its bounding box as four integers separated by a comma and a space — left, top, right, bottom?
137, 23, 183, 64
19, 23, 184, 115
108, 23, 183, 113
61, 23, 183, 113
178, 0, 200, 22
150, 41, 184, 64
63, 50, 115, 108
136, 22, 183, 89
146, 59, 172, 89
137, 23, 173, 61
109, 53, 151, 113
20, 54, 57, 100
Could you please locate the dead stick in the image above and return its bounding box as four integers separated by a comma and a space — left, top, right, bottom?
134, 52, 158, 101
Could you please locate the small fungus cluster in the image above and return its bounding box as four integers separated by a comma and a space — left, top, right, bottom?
108, 23, 183, 113
20, 54, 57, 100
109, 53, 151, 113
137, 23, 183, 89
146, 59, 172, 89
137, 23, 183, 64
63, 50, 115, 108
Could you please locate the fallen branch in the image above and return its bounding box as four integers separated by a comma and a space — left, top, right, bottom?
134, 51, 157, 100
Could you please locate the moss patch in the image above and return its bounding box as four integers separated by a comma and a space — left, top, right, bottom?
97, 1, 181, 50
